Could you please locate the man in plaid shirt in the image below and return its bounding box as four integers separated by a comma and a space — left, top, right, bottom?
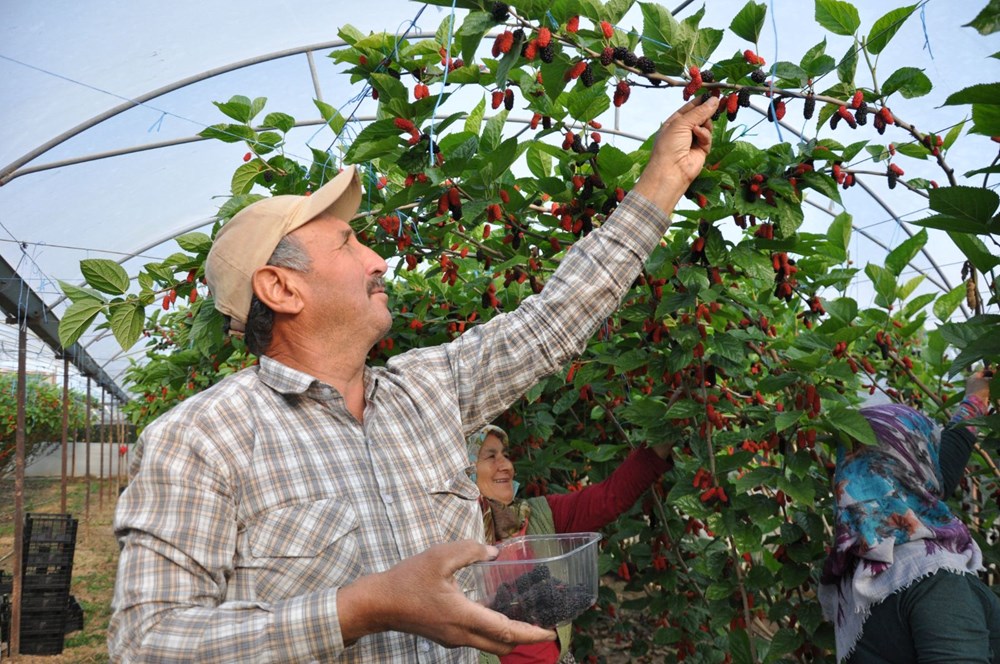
109, 97, 718, 663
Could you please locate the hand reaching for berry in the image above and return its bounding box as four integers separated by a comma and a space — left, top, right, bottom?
633, 96, 719, 215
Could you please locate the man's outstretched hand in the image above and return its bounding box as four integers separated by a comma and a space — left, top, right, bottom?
633, 96, 719, 215
338, 540, 556, 655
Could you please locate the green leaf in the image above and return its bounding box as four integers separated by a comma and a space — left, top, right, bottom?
213, 95, 265, 123
262, 112, 295, 133
567, 84, 611, 123
929, 186, 1000, 223
944, 82, 1000, 106
231, 161, 264, 196
907, 214, 988, 234
175, 232, 212, 255
314, 100, 347, 136
80, 258, 130, 295
191, 299, 225, 357
767, 628, 805, 661
494, 37, 523, 89
971, 102, 1000, 136
826, 211, 852, 257
943, 120, 965, 150
884, 228, 927, 276
109, 301, 146, 350
465, 96, 486, 135
949, 231, 1000, 273
369, 73, 408, 105
773, 61, 808, 84
198, 123, 257, 144
58, 299, 104, 349
59, 281, 104, 305
865, 263, 897, 307
897, 274, 925, 301
837, 40, 857, 84
964, 0, 1000, 35
933, 283, 967, 321
815, 0, 860, 36
481, 109, 509, 152
866, 4, 917, 55
526, 144, 552, 179
729, 629, 753, 664
881, 67, 932, 99
729, 1, 767, 43
826, 406, 876, 445
596, 145, 633, 180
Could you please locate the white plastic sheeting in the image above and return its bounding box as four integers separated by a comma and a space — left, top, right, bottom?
1, 0, 997, 396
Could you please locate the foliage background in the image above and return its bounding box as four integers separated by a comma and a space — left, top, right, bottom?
56, 0, 1000, 661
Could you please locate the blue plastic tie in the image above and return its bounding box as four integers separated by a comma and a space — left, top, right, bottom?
430, 0, 458, 167
920, 4, 934, 59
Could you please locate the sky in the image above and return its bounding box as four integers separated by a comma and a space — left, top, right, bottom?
0, 0, 998, 399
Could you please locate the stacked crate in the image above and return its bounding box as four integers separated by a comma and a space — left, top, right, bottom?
19, 513, 78, 655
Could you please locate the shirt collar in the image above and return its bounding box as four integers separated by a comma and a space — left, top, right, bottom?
258, 355, 380, 402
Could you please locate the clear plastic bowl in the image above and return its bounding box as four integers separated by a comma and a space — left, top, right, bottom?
466, 532, 601, 627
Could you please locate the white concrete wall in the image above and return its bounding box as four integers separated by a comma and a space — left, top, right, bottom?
19, 442, 130, 478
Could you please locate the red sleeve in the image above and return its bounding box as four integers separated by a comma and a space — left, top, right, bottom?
500, 641, 560, 664
545, 446, 671, 533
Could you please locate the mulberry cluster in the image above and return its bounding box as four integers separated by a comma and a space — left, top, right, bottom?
613, 80, 631, 107
488, 568, 594, 628
636, 56, 656, 74
803, 94, 816, 120
490, 1, 509, 22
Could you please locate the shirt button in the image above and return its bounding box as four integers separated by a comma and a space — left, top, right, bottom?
418, 640, 431, 652
382, 493, 394, 504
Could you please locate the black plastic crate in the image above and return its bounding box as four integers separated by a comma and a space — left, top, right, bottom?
19, 611, 67, 635
0, 570, 10, 596
22, 590, 70, 612
65, 595, 84, 633
19, 633, 65, 655
23, 549, 75, 569
24, 513, 78, 545
22, 572, 72, 591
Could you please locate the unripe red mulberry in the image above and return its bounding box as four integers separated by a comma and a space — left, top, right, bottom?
566, 16, 579, 33
600, 20, 613, 39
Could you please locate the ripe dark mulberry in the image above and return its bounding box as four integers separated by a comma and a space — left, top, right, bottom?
803, 94, 815, 119
855, 106, 868, 126
539, 44, 555, 63
622, 50, 638, 67
580, 63, 595, 87
636, 56, 656, 74
504, 88, 514, 111
600, 47, 614, 66
612, 46, 628, 61
701, 69, 715, 83
491, 1, 510, 22
750, 69, 766, 84
738, 88, 751, 108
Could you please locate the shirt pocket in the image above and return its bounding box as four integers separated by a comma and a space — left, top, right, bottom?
248, 498, 362, 600
427, 470, 483, 567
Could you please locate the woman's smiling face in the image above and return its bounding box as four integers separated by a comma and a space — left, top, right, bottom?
475, 433, 516, 504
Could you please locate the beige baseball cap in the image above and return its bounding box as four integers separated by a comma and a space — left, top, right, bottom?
205, 165, 362, 331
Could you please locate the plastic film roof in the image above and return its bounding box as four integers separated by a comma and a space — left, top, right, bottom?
1, 0, 997, 398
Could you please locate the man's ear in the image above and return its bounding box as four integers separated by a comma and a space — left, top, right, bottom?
252, 266, 305, 316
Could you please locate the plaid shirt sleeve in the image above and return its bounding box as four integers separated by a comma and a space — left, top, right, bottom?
109, 404, 347, 663
431, 191, 672, 432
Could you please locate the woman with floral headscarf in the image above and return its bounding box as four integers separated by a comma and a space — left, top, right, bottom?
819, 370, 998, 663
468, 425, 673, 664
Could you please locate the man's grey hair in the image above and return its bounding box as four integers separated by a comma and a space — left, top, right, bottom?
244, 234, 312, 356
